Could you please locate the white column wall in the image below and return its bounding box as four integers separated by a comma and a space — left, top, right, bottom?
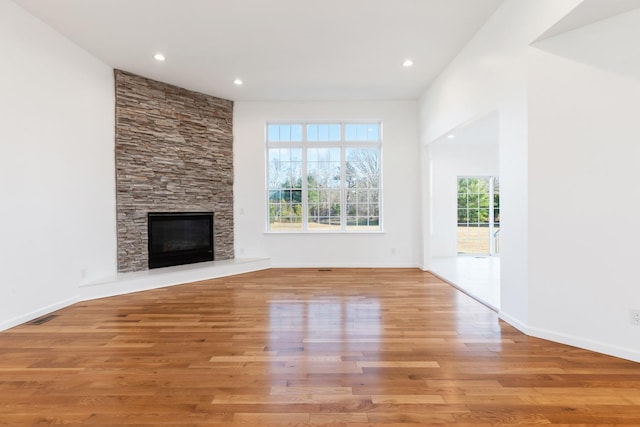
0, 1, 116, 329
233, 101, 420, 268
420, 0, 640, 361
527, 9, 640, 361
419, 0, 580, 328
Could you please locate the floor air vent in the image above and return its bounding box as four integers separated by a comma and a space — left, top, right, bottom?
28, 314, 58, 325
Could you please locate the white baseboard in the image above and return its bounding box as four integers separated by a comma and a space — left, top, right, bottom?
268, 262, 421, 269
0, 296, 80, 332
498, 310, 530, 334
527, 324, 640, 364
499, 311, 640, 363
5, 262, 639, 364
0, 258, 270, 332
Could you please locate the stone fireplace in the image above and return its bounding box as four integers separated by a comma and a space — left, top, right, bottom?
114, 70, 234, 272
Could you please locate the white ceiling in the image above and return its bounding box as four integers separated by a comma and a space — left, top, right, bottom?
13, 0, 503, 102
536, 0, 640, 41
535, 6, 640, 84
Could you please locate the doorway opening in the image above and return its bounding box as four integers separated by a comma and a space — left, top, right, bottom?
457, 176, 499, 255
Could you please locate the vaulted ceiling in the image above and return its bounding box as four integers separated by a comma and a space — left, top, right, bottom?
13, 0, 503, 101
16, 0, 640, 102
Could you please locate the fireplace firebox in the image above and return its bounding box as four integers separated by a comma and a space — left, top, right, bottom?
148, 212, 214, 269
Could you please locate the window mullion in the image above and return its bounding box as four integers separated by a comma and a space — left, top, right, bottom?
489, 176, 495, 256
302, 141, 308, 232
340, 124, 346, 231
340, 145, 347, 231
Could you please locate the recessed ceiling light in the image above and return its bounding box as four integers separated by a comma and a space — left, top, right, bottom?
447, 134, 455, 139
233, 78, 243, 86
153, 53, 166, 61
402, 59, 414, 67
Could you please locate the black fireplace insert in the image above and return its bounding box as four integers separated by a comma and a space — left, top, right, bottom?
148, 212, 214, 269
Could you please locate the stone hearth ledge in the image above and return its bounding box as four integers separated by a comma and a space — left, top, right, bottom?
79, 258, 270, 301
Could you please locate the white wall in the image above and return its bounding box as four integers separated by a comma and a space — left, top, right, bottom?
0, 0, 116, 329
429, 143, 499, 257
419, 0, 580, 328
527, 8, 640, 361
420, 0, 640, 362
233, 101, 420, 267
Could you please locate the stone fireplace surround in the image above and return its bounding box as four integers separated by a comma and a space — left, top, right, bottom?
114, 70, 234, 272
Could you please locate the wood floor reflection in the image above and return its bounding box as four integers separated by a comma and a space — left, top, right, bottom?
1, 268, 639, 425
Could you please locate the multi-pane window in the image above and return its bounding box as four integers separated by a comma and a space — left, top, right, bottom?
457, 176, 500, 255
268, 147, 303, 230
267, 122, 382, 232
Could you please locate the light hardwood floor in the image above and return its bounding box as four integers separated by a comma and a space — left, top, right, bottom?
1, 268, 639, 426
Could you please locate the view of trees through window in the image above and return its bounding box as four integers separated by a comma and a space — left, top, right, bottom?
457, 176, 500, 255
267, 123, 381, 232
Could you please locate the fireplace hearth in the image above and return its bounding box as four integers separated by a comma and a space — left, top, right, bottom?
148, 212, 214, 269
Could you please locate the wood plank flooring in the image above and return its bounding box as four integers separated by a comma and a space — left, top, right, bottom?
1, 268, 639, 426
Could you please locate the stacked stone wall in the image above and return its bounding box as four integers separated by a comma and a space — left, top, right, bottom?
115, 70, 234, 272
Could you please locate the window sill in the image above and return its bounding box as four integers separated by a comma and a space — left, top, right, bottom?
264, 230, 385, 235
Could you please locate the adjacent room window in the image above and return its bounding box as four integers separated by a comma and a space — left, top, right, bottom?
457, 176, 500, 255
267, 122, 382, 232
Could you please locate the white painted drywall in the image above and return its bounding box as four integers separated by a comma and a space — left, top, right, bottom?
528, 8, 640, 361
0, 1, 117, 329
419, 0, 581, 329
420, 0, 640, 361
233, 101, 420, 267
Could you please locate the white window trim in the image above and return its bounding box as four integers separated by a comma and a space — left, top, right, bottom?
265, 121, 383, 233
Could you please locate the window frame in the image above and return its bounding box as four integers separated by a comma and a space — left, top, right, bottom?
456, 175, 499, 255
265, 121, 383, 233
